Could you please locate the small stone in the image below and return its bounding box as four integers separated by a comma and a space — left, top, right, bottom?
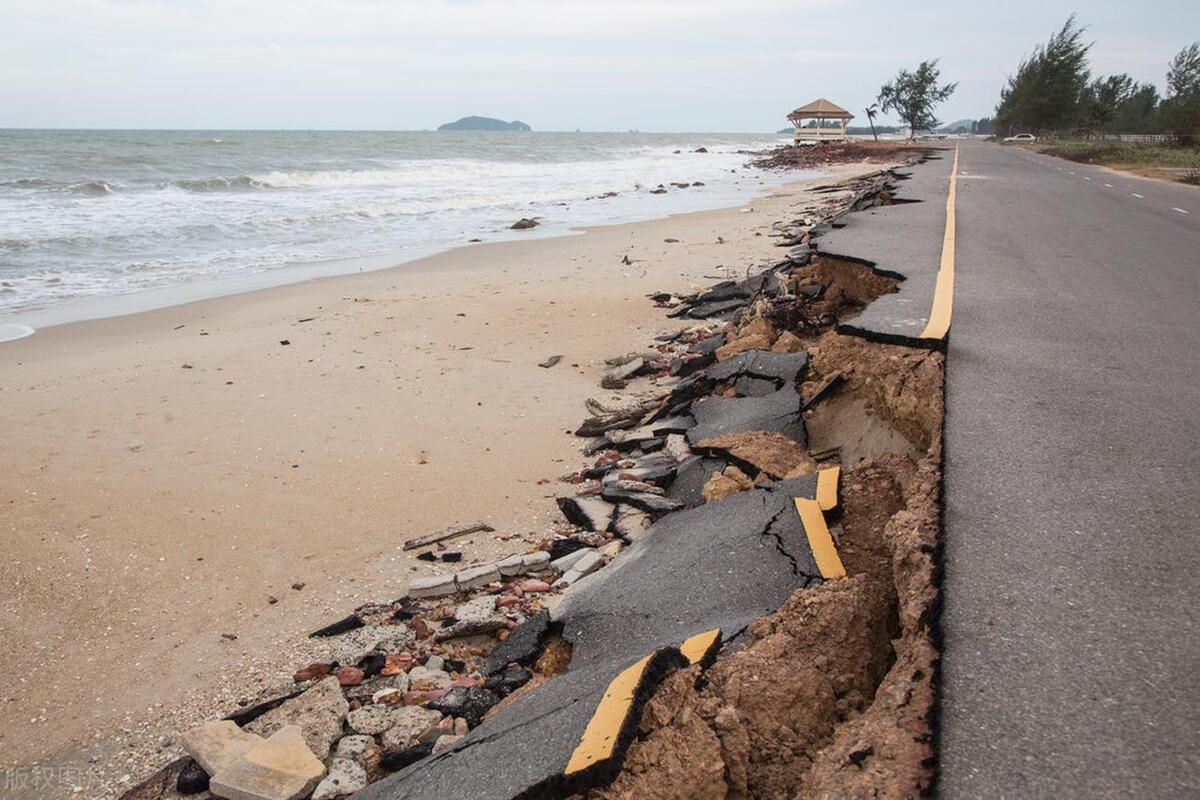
408, 665, 452, 691
770, 331, 805, 353
511, 218, 539, 229
347, 704, 394, 736
176, 759, 210, 795
291, 582, 306, 591
311, 759, 366, 800
424, 654, 445, 672
432, 734, 463, 754
293, 663, 332, 683
380, 653, 413, 676
520, 579, 551, 593
336, 666, 365, 686
334, 735, 376, 761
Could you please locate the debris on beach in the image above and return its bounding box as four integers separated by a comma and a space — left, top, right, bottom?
122, 154, 944, 800
510, 218, 539, 229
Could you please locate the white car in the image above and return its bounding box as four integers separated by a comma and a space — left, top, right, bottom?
1003, 133, 1036, 142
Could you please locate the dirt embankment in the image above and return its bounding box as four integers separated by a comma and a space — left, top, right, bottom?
581, 268, 944, 799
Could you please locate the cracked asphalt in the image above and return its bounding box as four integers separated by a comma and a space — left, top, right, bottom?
940, 140, 1200, 797
355, 476, 824, 799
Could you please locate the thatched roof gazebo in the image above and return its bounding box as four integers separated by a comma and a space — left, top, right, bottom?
787, 98, 854, 144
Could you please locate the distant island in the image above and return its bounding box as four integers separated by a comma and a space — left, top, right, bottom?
437, 116, 532, 132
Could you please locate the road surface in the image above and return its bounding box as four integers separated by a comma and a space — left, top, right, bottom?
941, 140, 1200, 797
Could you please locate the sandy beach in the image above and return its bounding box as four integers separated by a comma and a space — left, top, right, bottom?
0, 163, 880, 795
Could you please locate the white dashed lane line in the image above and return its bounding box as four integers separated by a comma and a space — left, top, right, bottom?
1104, 183, 1114, 187
1132, 193, 1144, 198
1173, 207, 1191, 214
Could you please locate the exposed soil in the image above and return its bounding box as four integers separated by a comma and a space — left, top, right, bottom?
581, 327, 944, 799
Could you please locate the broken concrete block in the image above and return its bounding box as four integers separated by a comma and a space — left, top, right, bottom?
552, 570, 583, 589
381, 706, 443, 751
408, 574, 456, 599
182, 720, 263, 777
327, 625, 387, 666
244, 677, 348, 762
311, 759, 366, 800
454, 563, 501, 591
572, 550, 604, 577
407, 665, 452, 691
334, 734, 377, 762
495, 554, 525, 576
521, 551, 551, 570
436, 595, 506, 640
209, 726, 326, 800
347, 704, 395, 736
550, 547, 592, 573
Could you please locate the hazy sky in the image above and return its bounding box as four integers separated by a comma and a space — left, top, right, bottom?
3, 0, 1197, 131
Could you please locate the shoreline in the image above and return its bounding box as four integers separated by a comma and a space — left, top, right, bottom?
0, 177, 789, 340
0, 160, 887, 797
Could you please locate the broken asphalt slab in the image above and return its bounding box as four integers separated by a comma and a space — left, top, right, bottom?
353, 474, 827, 800
811, 150, 954, 348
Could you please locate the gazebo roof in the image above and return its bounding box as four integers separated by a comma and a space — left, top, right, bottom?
788, 98, 854, 120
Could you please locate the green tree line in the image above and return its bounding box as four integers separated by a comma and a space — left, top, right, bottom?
994, 16, 1200, 142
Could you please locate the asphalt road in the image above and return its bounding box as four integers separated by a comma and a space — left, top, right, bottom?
940, 140, 1200, 797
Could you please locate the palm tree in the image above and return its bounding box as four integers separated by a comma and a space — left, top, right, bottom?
865, 104, 880, 142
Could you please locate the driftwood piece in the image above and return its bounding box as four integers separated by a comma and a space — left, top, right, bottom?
402, 521, 495, 551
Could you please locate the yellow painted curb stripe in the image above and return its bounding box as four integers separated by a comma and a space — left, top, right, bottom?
919, 144, 960, 341
816, 466, 840, 512
564, 654, 652, 775
795, 497, 846, 579
679, 628, 721, 665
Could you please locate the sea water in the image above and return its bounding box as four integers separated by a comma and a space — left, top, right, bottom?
0, 130, 797, 334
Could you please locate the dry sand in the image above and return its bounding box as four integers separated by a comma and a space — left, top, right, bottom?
0, 163, 877, 797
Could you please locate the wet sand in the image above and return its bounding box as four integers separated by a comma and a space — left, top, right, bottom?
0, 163, 876, 796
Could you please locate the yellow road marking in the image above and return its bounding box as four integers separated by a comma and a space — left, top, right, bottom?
679, 629, 721, 665
565, 629, 722, 775
564, 654, 652, 775
919, 144, 960, 341
816, 466, 840, 511
795, 497, 846, 579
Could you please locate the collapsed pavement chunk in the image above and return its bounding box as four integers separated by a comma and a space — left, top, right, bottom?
209, 725, 326, 800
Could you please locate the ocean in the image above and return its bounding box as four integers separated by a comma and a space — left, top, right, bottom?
0, 130, 796, 337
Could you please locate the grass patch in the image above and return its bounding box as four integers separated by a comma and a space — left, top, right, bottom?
1030, 140, 1200, 168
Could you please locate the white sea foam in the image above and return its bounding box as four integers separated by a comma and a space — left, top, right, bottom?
0, 130, 797, 322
